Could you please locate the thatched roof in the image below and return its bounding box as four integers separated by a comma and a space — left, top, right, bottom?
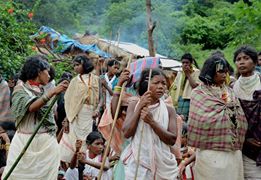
78, 34, 173, 60
78, 35, 133, 62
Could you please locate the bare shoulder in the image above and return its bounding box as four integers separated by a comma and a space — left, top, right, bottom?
13, 83, 24, 92
166, 105, 176, 115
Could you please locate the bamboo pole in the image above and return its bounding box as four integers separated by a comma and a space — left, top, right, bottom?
97, 55, 132, 180
134, 68, 152, 180
3, 96, 58, 180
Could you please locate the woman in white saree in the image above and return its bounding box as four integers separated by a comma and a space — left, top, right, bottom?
60, 55, 102, 163
3, 55, 68, 179
121, 68, 178, 180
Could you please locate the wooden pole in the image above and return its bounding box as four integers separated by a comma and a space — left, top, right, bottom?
146, 0, 156, 57
97, 55, 132, 180
134, 68, 152, 180
107, 31, 113, 55
115, 28, 121, 48
3, 96, 58, 180
43, 44, 56, 59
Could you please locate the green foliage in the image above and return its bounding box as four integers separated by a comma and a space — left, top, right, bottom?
49, 59, 74, 81
171, 0, 261, 66
100, 0, 261, 67
16, 0, 107, 35
4, 0, 261, 77
227, 0, 261, 48
0, 1, 36, 79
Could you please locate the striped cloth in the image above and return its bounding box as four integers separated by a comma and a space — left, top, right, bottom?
130, 57, 160, 83
187, 84, 247, 151
240, 90, 261, 165
240, 90, 261, 142
176, 96, 190, 122
0, 80, 13, 122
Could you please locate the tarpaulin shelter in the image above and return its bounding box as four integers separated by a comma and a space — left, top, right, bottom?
30, 26, 111, 58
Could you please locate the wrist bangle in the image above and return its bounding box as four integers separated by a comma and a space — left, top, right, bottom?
5, 143, 10, 151
114, 86, 122, 92
41, 94, 50, 103
114, 85, 122, 89
114, 86, 122, 93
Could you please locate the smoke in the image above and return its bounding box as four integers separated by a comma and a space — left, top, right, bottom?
17, 0, 188, 58
95, 0, 188, 57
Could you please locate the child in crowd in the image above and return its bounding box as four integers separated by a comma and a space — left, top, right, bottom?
178, 124, 195, 180
101, 59, 120, 109
65, 131, 112, 180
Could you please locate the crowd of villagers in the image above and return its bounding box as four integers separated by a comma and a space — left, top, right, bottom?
0, 45, 261, 180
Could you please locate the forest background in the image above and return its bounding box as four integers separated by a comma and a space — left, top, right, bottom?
0, 0, 260, 78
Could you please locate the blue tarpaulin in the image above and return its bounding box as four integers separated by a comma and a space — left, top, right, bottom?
30, 26, 111, 58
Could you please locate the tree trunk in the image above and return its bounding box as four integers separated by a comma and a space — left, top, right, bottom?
146, 0, 156, 57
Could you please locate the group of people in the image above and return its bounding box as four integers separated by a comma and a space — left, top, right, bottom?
0, 45, 260, 180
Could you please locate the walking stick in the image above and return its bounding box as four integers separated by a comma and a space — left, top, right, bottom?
134, 68, 152, 180
3, 96, 58, 180
97, 56, 132, 180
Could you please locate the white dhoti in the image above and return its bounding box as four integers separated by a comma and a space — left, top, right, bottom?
2, 132, 60, 180
243, 155, 261, 180
194, 149, 244, 180
60, 104, 93, 162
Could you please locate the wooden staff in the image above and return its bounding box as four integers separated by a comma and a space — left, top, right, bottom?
107, 31, 113, 55
101, 31, 113, 110
100, 59, 107, 112
114, 28, 121, 47
3, 96, 58, 180
76, 140, 83, 180
134, 68, 152, 180
97, 55, 132, 180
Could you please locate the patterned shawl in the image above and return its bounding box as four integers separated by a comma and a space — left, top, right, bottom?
187, 84, 247, 151
64, 73, 99, 123
12, 83, 56, 135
